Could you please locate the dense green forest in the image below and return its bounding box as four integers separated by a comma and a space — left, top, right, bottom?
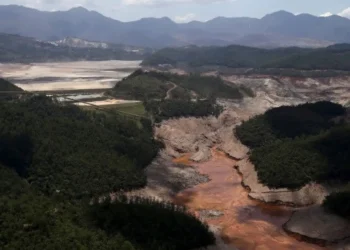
145, 99, 223, 122
0, 165, 215, 249
142, 44, 350, 71
0, 95, 215, 249
236, 101, 349, 189
91, 196, 215, 250
111, 69, 247, 100
0, 166, 135, 250
0, 33, 147, 62
0, 96, 161, 198
111, 70, 172, 100
111, 70, 234, 121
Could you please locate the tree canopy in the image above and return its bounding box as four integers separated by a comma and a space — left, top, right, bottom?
111, 70, 247, 100
236, 101, 349, 189
0, 94, 215, 249
142, 45, 350, 71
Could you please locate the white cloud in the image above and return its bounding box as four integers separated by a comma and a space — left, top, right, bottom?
320, 12, 332, 17
174, 13, 196, 23
319, 7, 350, 19
122, 0, 233, 6
338, 7, 350, 18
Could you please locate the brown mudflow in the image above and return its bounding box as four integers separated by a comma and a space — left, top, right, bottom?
173, 149, 324, 250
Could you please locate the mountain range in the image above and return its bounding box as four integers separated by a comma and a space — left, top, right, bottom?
1, 5, 350, 48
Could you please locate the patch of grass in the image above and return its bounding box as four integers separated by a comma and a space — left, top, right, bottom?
109, 102, 146, 116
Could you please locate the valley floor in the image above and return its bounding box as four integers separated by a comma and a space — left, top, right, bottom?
133, 73, 350, 249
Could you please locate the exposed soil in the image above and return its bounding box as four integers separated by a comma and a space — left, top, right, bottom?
0, 60, 140, 91
127, 151, 209, 201
173, 149, 323, 250
284, 207, 350, 243
75, 99, 140, 106
151, 84, 350, 249
223, 75, 350, 108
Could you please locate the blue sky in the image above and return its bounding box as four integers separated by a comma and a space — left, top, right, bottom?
2, 0, 350, 22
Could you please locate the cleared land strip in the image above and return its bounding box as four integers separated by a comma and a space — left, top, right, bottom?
0, 90, 151, 121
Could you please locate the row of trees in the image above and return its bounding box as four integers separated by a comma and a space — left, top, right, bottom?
142, 44, 350, 71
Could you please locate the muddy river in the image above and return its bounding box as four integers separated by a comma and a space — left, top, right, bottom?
173, 149, 323, 250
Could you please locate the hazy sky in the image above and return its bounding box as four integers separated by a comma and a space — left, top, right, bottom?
2, 0, 350, 22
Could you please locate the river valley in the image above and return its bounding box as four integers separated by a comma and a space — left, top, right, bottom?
2, 59, 349, 249
173, 149, 323, 250
140, 76, 350, 250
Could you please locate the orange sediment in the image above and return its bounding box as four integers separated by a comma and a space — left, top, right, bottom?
173, 153, 192, 165
172, 149, 324, 250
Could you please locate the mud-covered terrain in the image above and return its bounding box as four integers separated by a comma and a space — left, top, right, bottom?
138, 73, 350, 250
222, 74, 350, 109
0, 60, 140, 91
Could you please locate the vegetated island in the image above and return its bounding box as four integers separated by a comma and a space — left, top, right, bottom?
0, 80, 215, 250
142, 44, 350, 74
235, 101, 350, 219
109, 69, 254, 121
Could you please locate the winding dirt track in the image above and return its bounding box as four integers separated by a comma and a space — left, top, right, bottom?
173, 149, 324, 250
165, 82, 177, 100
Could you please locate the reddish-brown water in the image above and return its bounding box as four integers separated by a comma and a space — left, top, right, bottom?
173, 149, 324, 250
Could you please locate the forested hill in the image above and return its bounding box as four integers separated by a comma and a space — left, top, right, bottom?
110, 70, 254, 121
0, 78, 23, 91
142, 44, 350, 71
0, 95, 215, 249
0, 95, 160, 197
0, 33, 147, 63
236, 101, 350, 218
112, 70, 250, 100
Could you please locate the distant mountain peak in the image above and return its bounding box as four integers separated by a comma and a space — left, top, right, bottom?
0, 5, 349, 48
68, 6, 89, 13
262, 10, 295, 19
